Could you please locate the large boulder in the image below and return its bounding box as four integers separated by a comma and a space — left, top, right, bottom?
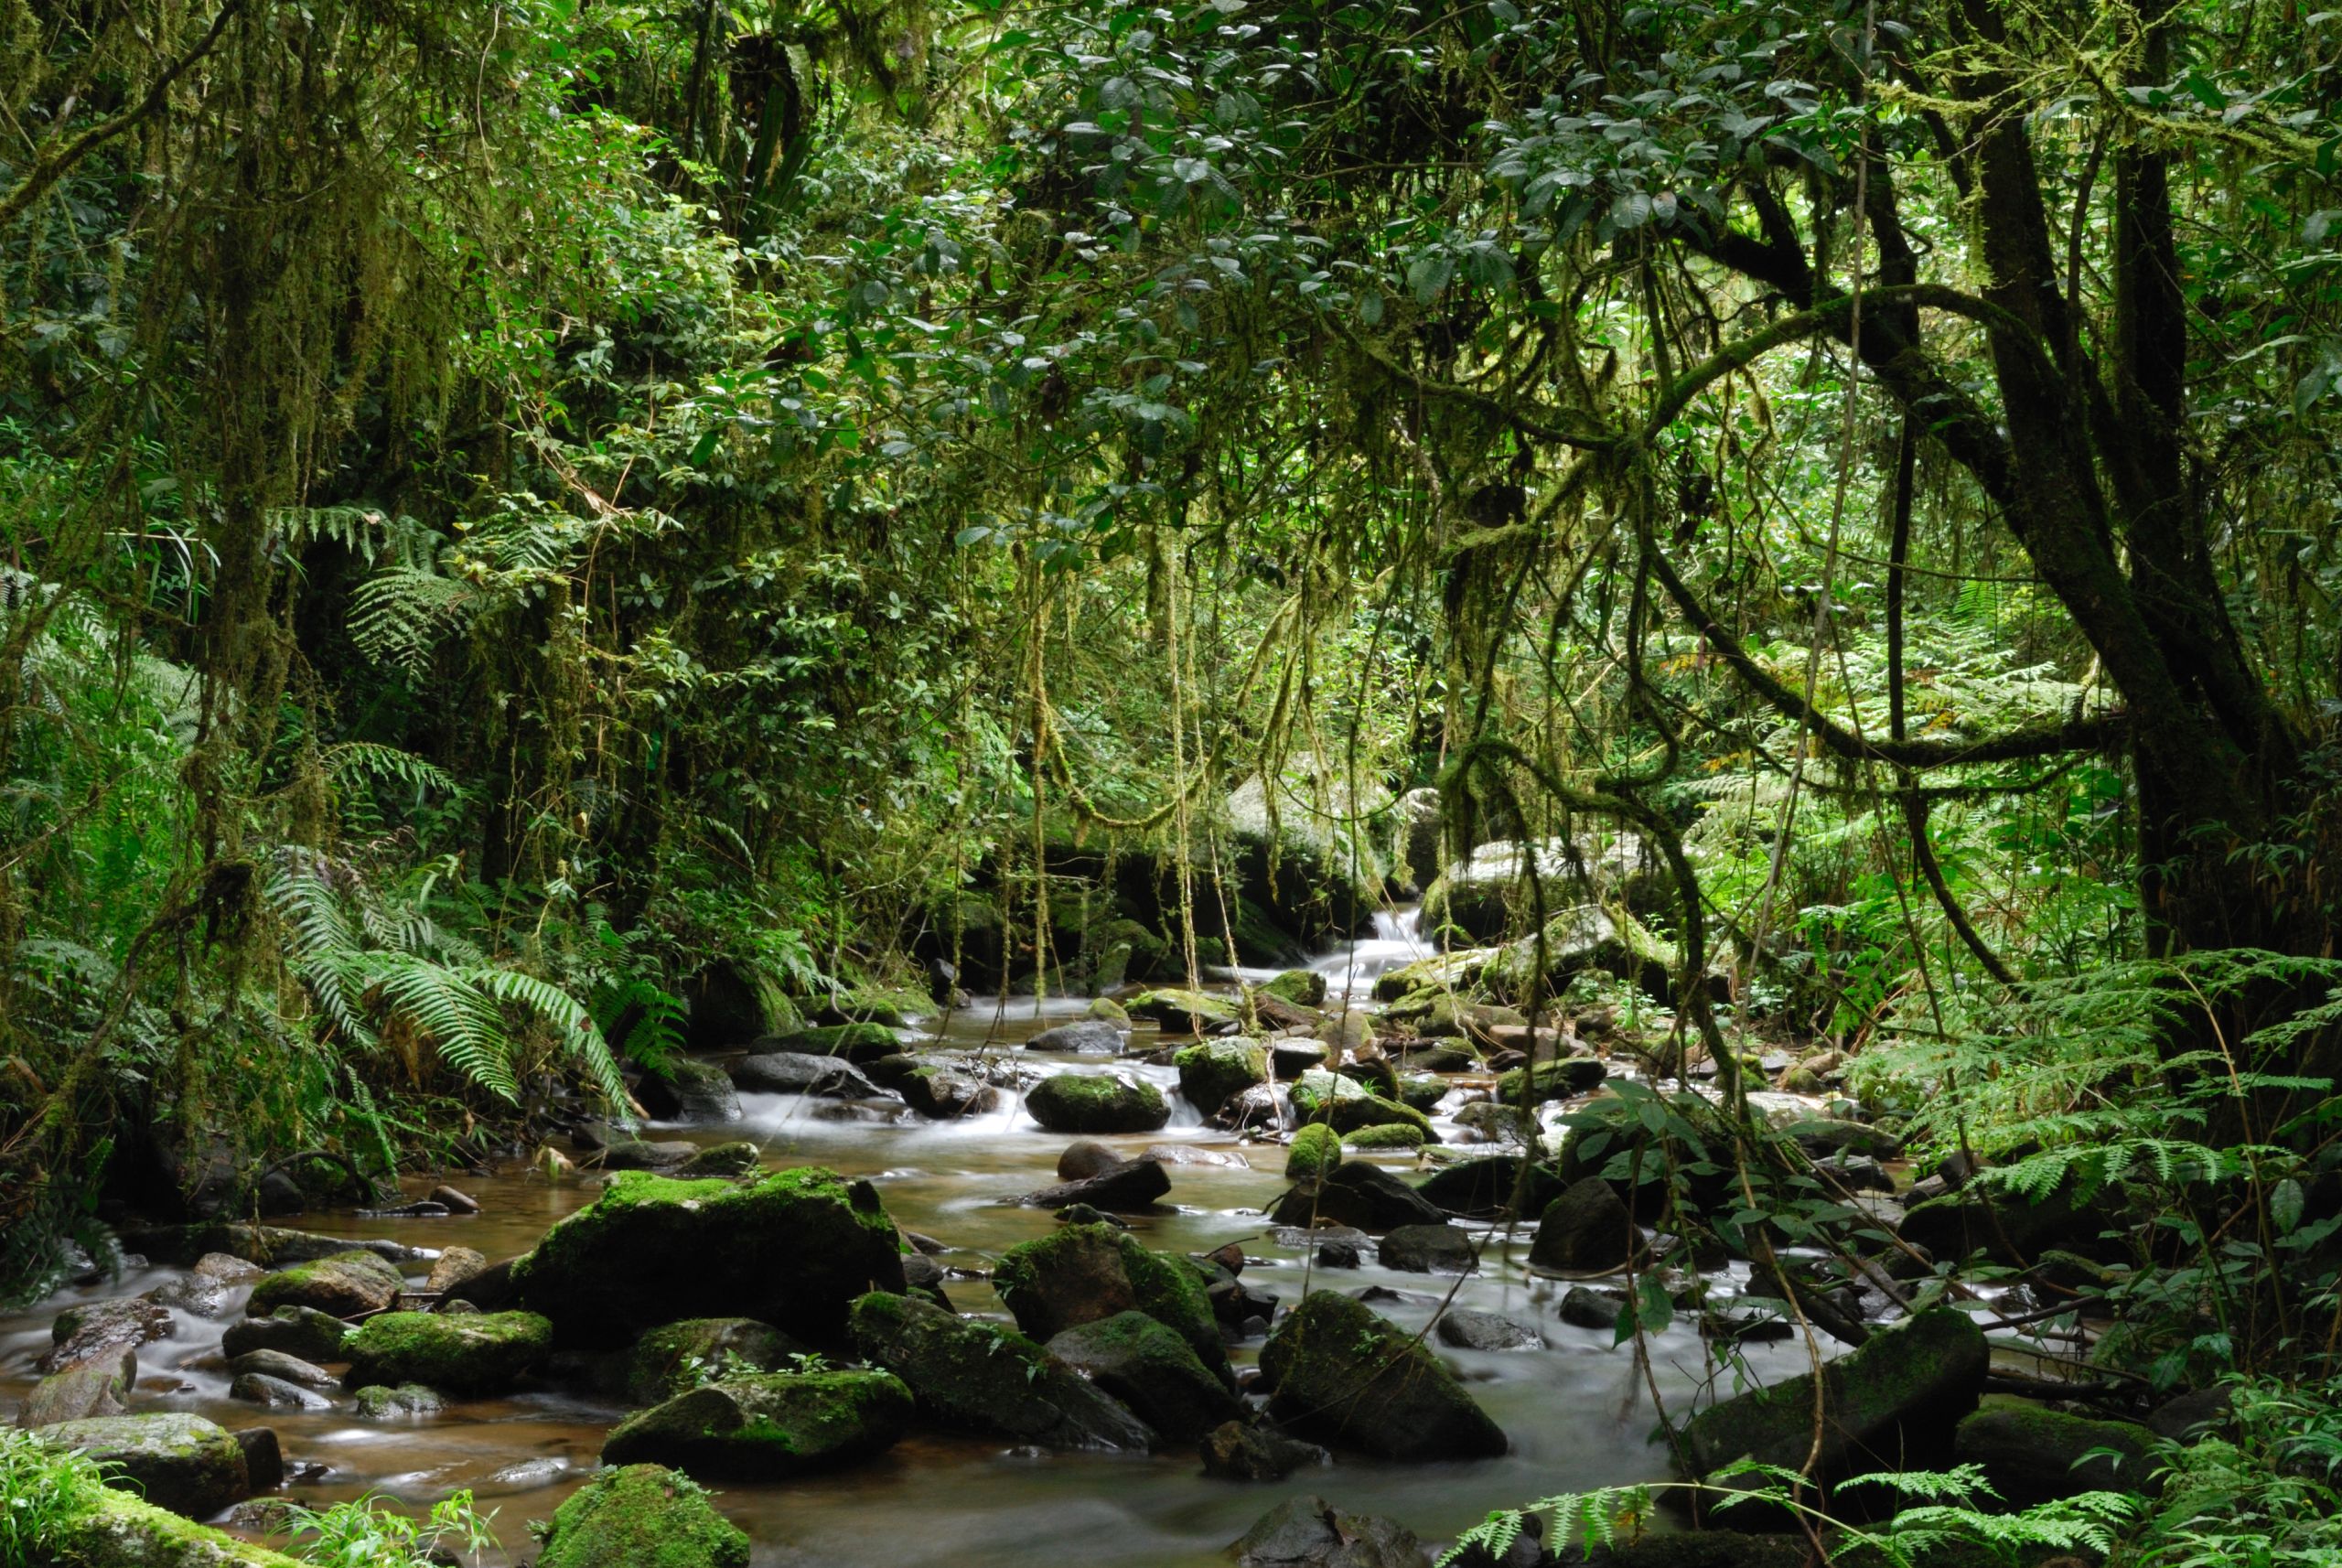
1288, 1070, 1434, 1140
37, 1412, 249, 1518
1529, 1177, 1645, 1273
991, 1224, 1225, 1373
534, 1463, 750, 1568
1271, 1163, 1446, 1233
1417, 1157, 1564, 1220
623, 1317, 809, 1405
897, 1063, 1002, 1119
1256, 1292, 1507, 1462
601, 1369, 913, 1478
635, 1057, 743, 1123
1175, 1041, 1268, 1115
1045, 1312, 1242, 1444
511, 1166, 905, 1348
340, 1310, 552, 1395
221, 1305, 349, 1363
1677, 1308, 1988, 1484
847, 1291, 1155, 1451
1952, 1403, 2158, 1504
1230, 1495, 1430, 1568
246, 1251, 405, 1319
727, 1050, 882, 1098
1025, 1073, 1170, 1134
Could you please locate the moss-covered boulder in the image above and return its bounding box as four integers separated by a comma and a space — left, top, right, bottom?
1270, 1162, 1447, 1233
338, 1310, 551, 1395
747, 1023, 901, 1063
601, 1369, 913, 1478
1493, 1058, 1608, 1105
1174, 1040, 1268, 1114
1285, 1124, 1342, 1182
1678, 1308, 1988, 1485
1125, 989, 1241, 1031
220, 1305, 349, 1364
1256, 1292, 1507, 1462
37, 1413, 249, 1519
1345, 1123, 1425, 1152
1024, 1073, 1170, 1134
1952, 1402, 2158, 1504
1482, 904, 1679, 1003
533, 1463, 750, 1568
846, 1291, 1155, 1451
21, 1355, 134, 1425
623, 1317, 809, 1405
46, 1487, 309, 1566
1288, 1070, 1435, 1140
1260, 971, 1329, 1007
244, 1251, 404, 1319
1391, 1075, 1449, 1113
992, 1223, 1226, 1375
1416, 1156, 1564, 1220
511, 1166, 904, 1348
1045, 1312, 1242, 1444
352, 1383, 446, 1418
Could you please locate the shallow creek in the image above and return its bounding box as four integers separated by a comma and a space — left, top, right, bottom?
1, 916, 1821, 1566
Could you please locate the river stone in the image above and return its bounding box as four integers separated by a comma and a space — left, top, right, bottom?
1019, 1157, 1173, 1213
728, 1051, 882, 1099
1529, 1177, 1645, 1274
898, 1063, 1001, 1118
675, 1142, 762, 1180
1898, 1182, 2090, 1264
145, 1252, 266, 1318
1953, 1403, 2157, 1503
230, 1371, 330, 1412
1230, 1494, 1431, 1568
353, 1383, 447, 1418
1025, 1073, 1170, 1133
847, 1291, 1155, 1451
602, 1369, 914, 1478
1284, 1124, 1342, 1184
42, 1297, 175, 1375
1257, 1291, 1507, 1462
634, 1057, 743, 1123
1561, 1284, 1630, 1331
340, 1310, 552, 1395
1271, 1163, 1447, 1234
1415, 1157, 1564, 1220
227, 1349, 338, 1391
624, 1317, 810, 1404
747, 1023, 902, 1063
39, 1412, 251, 1518
1045, 1312, 1242, 1444
1378, 1225, 1477, 1274
1288, 1070, 1434, 1139
1679, 1307, 1987, 1484
1271, 1039, 1329, 1079
512, 1165, 905, 1348
222, 1305, 350, 1363
1125, 989, 1241, 1031
992, 1223, 1226, 1374
535, 1462, 750, 1568
1055, 1140, 1123, 1180
1435, 1309, 1542, 1351
1491, 1058, 1608, 1106
1199, 1420, 1330, 1481
19, 1351, 134, 1424
246, 1251, 406, 1318
1175, 1040, 1269, 1115
593, 1135, 699, 1170
418, 1247, 486, 1297
1028, 1020, 1126, 1054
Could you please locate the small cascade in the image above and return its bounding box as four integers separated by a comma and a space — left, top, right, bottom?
1307, 904, 1427, 1001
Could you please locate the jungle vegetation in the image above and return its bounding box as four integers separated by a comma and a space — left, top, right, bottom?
5, 0, 2342, 1553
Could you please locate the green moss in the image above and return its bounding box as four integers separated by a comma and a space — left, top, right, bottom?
825, 985, 933, 1026
1345, 1123, 1425, 1151
53, 1487, 309, 1566
1023, 1073, 1168, 1133
1290, 1070, 1434, 1138
625, 1318, 806, 1404
992, 1224, 1224, 1374
1172, 1040, 1266, 1112
1286, 1123, 1343, 1182
1256, 1290, 1506, 1461
244, 1251, 404, 1316
1259, 970, 1328, 1007
534, 1464, 750, 1568
1393, 1074, 1449, 1112
844, 1291, 1152, 1449
601, 1369, 913, 1478
761, 1023, 900, 1060
1085, 996, 1132, 1025
341, 1310, 552, 1395
1124, 989, 1240, 1030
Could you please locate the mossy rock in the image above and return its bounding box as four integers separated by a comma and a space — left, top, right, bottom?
822, 984, 934, 1027
1481, 904, 1680, 1004
511, 1166, 905, 1348
992, 1223, 1226, 1375
751, 1023, 902, 1063
1493, 1058, 1608, 1105
846, 1291, 1154, 1450
1285, 1123, 1342, 1183
624, 1317, 809, 1405
1256, 1291, 1507, 1461
1260, 970, 1328, 1007
37, 1413, 249, 1519
1124, 989, 1241, 1031
1952, 1401, 2157, 1504
1086, 996, 1133, 1026
534, 1463, 750, 1568
1045, 1311, 1242, 1444
1344, 1123, 1425, 1152
1392, 1074, 1449, 1112
340, 1310, 551, 1395
1288, 1070, 1434, 1140
245, 1251, 404, 1318
48, 1487, 308, 1566
672, 1142, 761, 1180
1368, 949, 1497, 1004
1173, 1040, 1267, 1114
352, 1383, 446, 1418
220, 1305, 349, 1363
602, 1369, 913, 1479
1024, 1073, 1170, 1134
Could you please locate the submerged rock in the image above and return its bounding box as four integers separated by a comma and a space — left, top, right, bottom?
511, 1165, 905, 1348
1045, 1312, 1242, 1444
601, 1369, 914, 1478
1270, 1163, 1447, 1234
1257, 1291, 1507, 1462
1229, 1494, 1431, 1568
246, 1251, 405, 1318
1198, 1420, 1329, 1481
991, 1224, 1225, 1373
1024, 1073, 1171, 1134
534, 1463, 750, 1568
341, 1310, 553, 1395
38, 1412, 251, 1518
847, 1291, 1155, 1451
221, 1305, 349, 1363
624, 1317, 810, 1405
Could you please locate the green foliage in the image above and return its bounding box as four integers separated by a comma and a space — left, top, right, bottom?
2129, 1375, 2342, 1568
276, 1491, 496, 1568
0, 1428, 106, 1564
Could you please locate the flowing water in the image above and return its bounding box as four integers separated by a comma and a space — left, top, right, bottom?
0, 923, 1817, 1566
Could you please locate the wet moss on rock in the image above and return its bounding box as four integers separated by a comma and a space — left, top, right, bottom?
244, 1251, 404, 1318
1255, 1291, 1506, 1462
600, 1369, 913, 1478
533, 1463, 751, 1568
1172, 1041, 1267, 1114
339, 1310, 552, 1395
1284, 1124, 1342, 1183
1023, 1074, 1170, 1134
846, 1291, 1154, 1450
992, 1224, 1226, 1375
